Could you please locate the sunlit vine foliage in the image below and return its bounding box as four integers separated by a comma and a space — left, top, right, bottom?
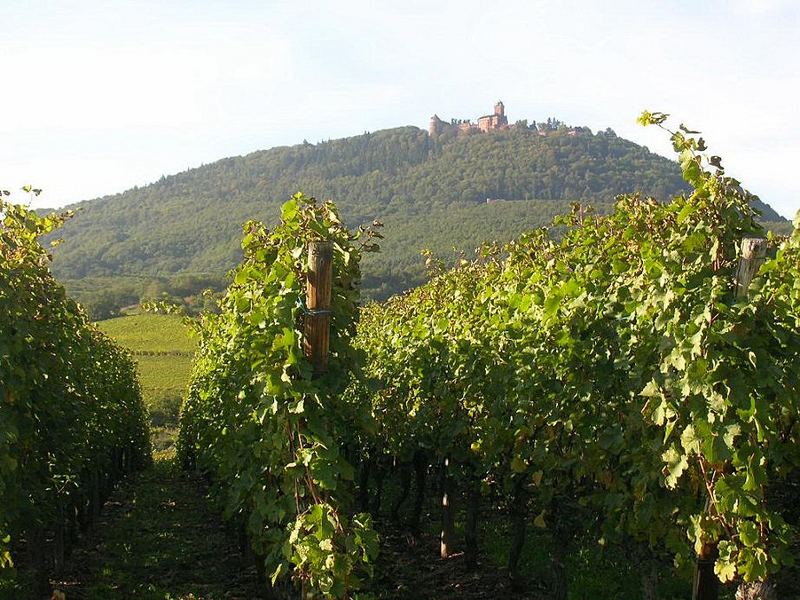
349, 114, 800, 590
178, 194, 379, 598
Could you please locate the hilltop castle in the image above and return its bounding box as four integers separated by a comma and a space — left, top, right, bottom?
429, 101, 509, 137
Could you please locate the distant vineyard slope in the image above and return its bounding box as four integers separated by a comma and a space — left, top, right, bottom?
98, 314, 195, 451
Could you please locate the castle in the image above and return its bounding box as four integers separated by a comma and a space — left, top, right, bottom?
429, 101, 509, 137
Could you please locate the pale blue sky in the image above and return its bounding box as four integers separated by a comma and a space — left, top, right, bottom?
2, 0, 798, 217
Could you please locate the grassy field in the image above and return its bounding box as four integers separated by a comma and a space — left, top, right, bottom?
98, 313, 196, 353
97, 314, 196, 452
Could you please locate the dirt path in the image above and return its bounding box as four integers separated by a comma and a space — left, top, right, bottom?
367, 521, 544, 599
52, 459, 260, 600
50, 459, 549, 600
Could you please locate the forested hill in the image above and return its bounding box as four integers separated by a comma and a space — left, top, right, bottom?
49, 123, 785, 304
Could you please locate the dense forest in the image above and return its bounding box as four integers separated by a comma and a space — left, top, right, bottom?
46, 123, 786, 312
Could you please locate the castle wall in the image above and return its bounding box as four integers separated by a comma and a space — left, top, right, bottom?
430, 103, 508, 136
477, 114, 508, 132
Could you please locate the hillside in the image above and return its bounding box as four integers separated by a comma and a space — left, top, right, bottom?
49, 123, 785, 305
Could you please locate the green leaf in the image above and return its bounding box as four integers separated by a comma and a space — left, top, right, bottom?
680, 424, 700, 454
662, 446, 688, 489
715, 541, 737, 582
740, 547, 769, 582
281, 199, 299, 222
739, 520, 759, 548
641, 380, 661, 398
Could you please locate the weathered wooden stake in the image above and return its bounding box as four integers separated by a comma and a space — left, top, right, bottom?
735, 237, 767, 298
507, 477, 528, 589
464, 464, 480, 571
693, 542, 720, 600
440, 455, 455, 558
410, 450, 427, 536
304, 241, 333, 374
731, 240, 776, 600
693, 237, 769, 600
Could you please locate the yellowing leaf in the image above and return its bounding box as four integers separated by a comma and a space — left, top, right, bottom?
662, 446, 689, 489
714, 556, 737, 582
510, 455, 527, 474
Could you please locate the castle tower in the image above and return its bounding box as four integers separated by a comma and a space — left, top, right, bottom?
494, 101, 505, 117
429, 114, 443, 136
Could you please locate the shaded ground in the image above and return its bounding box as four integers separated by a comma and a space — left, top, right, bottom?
49, 462, 543, 600
51, 459, 260, 600
52, 456, 784, 600
367, 520, 544, 599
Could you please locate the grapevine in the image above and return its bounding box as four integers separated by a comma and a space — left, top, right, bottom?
178, 193, 379, 598
347, 115, 800, 597
0, 197, 151, 591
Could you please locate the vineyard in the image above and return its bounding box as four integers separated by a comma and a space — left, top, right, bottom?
177, 116, 800, 599
2, 114, 799, 599
0, 197, 151, 595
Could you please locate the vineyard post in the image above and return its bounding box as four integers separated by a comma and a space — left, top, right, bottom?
693, 539, 719, 600
304, 240, 333, 374
440, 455, 455, 558
735, 237, 767, 298
693, 237, 767, 600
295, 240, 334, 599
734, 237, 776, 600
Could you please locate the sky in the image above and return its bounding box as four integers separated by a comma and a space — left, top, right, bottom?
1, 0, 798, 218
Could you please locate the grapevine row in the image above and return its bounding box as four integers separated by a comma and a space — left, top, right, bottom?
178, 195, 380, 597
347, 115, 800, 598
0, 199, 151, 594
177, 117, 799, 599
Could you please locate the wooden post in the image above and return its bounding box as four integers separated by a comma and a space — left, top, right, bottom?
693, 542, 720, 600
440, 455, 455, 558
693, 237, 769, 600
735, 582, 778, 600
731, 240, 776, 600
735, 237, 767, 298
410, 450, 427, 536
304, 241, 333, 375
